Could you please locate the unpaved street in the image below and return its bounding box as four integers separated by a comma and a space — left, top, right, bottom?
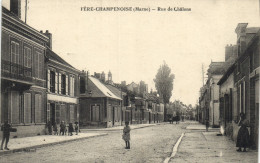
0, 123, 189, 163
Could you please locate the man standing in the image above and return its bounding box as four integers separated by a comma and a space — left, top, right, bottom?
1, 120, 11, 150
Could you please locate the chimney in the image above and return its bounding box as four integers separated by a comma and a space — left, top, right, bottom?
235, 23, 248, 56
101, 72, 106, 82
44, 30, 52, 50
225, 44, 233, 61
10, 0, 21, 18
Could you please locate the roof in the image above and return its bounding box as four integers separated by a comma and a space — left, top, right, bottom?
105, 84, 126, 98
217, 64, 235, 85
2, 7, 48, 41
88, 77, 122, 100
46, 48, 75, 69
207, 62, 226, 75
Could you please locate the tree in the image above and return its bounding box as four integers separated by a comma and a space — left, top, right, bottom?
153, 61, 175, 104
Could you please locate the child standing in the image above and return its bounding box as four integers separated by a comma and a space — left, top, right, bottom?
75, 122, 79, 135
122, 121, 131, 149
53, 122, 58, 135
205, 120, 209, 132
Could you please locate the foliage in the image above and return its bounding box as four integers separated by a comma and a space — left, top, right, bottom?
153, 61, 175, 104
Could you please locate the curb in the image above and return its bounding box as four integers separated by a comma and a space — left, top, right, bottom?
0, 133, 108, 156
164, 132, 185, 163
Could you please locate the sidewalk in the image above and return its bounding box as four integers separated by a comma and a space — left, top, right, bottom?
81, 123, 157, 131
0, 133, 107, 156
186, 124, 219, 132
170, 131, 258, 162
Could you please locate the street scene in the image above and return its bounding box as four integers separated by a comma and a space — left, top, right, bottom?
1, 0, 259, 162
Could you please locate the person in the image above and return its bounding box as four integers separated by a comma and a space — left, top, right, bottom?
60, 121, 66, 135
205, 119, 209, 132
236, 113, 250, 152
53, 122, 58, 135
1, 120, 11, 150
47, 121, 52, 135
75, 122, 79, 135
68, 123, 74, 136
122, 121, 131, 149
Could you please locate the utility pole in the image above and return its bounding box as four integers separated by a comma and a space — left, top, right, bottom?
202, 63, 205, 86
25, 0, 28, 23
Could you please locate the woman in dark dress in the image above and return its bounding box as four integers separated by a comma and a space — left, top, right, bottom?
236, 113, 249, 152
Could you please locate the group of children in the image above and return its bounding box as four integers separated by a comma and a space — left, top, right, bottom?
46, 121, 79, 136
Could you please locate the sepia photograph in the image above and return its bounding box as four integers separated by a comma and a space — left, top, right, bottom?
0, 0, 259, 162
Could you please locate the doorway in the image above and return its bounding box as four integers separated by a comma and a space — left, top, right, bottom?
50, 103, 55, 125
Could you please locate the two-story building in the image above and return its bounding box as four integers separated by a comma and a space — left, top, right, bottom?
1, 3, 49, 137
46, 48, 80, 127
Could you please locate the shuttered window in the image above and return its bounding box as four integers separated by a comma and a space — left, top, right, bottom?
61, 74, 66, 95
58, 73, 62, 94
24, 93, 31, 124
34, 51, 43, 79
66, 75, 69, 95
55, 72, 58, 93
35, 94, 42, 123
11, 41, 19, 74
91, 105, 100, 122
24, 47, 31, 68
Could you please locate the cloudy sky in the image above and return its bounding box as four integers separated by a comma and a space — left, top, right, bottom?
2, 0, 259, 106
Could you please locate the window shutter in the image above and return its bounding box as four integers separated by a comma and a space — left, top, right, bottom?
56, 104, 61, 124
47, 103, 50, 122
24, 93, 31, 124
47, 69, 50, 92
55, 72, 58, 93
72, 77, 75, 96
58, 73, 61, 94
69, 76, 72, 96
66, 75, 68, 95
35, 94, 42, 123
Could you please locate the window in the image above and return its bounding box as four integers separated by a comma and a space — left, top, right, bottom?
24, 47, 31, 68
34, 51, 43, 78
91, 105, 100, 122
50, 71, 55, 93
61, 74, 66, 95
11, 41, 19, 74
11, 41, 19, 64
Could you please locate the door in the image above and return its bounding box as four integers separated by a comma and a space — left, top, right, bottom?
112, 107, 115, 126
50, 103, 55, 125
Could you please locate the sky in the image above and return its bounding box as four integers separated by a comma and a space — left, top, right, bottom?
2, 0, 260, 106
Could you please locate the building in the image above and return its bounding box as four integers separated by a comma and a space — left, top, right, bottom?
79, 74, 122, 128
46, 48, 80, 127
217, 23, 259, 149
1, 2, 49, 137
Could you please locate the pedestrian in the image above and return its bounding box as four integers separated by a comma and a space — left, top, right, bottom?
47, 120, 52, 135
60, 121, 66, 136
75, 122, 79, 135
205, 119, 209, 132
68, 123, 74, 136
53, 122, 58, 135
122, 121, 131, 149
1, 120, 11, 150
236, 112, 250, 152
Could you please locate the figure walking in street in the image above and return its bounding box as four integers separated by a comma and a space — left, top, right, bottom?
68, 123, 74, 136
60, 121, 66, 135
205, 119, 209, 132
1, 120, 11, 150
236, 112, 250, 152
75, 122, 79, 135
122, 121, 131, 149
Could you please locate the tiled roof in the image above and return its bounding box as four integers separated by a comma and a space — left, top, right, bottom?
105, 84, 126, 98
89, 77, 122, 100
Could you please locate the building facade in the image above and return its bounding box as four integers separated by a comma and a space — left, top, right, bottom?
46, 48, 80, 127
1, 5, 49, 137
